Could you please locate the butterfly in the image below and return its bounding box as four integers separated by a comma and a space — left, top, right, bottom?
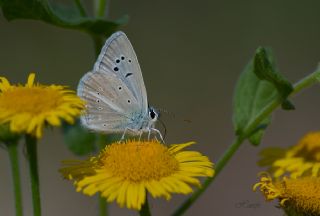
77, 31, 162, 141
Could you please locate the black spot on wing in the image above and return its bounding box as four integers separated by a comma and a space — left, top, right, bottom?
125, 73, 133, 78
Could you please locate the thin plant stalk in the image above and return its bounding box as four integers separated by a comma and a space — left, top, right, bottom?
172, 70, 320, 216
139, 194, 151, 216
94, 0, 107, 18
73, 0, 87, 17
97, 134, 108, 216
92, 5, 108, 208
7, 141, 23, 216
92, 35, 104, 58
99, 196, 108, 216
26, 135, 41, 216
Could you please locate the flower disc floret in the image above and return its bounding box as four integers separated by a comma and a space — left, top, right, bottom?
0, 73, 84, 138
60, 140, 214, 210
254, 173, 320, 215
99, 141, 179, 182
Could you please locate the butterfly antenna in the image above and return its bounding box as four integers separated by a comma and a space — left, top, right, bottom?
158, 108, 175, 118
157, 107, 192, 124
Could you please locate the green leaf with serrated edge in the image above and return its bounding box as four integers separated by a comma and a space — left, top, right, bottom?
233, 58, 276, 145
254, 47, 295, 110
62, 120, 96, 156
0, 0, 128, 36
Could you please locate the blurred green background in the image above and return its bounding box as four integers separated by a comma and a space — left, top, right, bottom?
1, 0, 320, 215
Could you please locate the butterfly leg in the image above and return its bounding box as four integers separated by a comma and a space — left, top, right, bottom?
121, 127, 136, 141
120, 128, 128, 141
147, 128, 151, 140
151, 128, 165, 143
138, 130, 143, 141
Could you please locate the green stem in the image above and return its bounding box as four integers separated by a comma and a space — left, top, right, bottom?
92, 35, 104, 58
172, 70, 320, 216
7, 141, 23, 216
94, 0, 107, 18
292, 70, 320, 94
172, 137, 243, 216
97, 134, 108, 216
139, 194, 151, 216
99, 196, 108, 216
91, 0, 108, 209
26, 135, 41, 216
73, 0, 87, 17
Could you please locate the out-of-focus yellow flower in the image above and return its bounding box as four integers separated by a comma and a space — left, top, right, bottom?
0, 73, 85, 138
254, 173, 320, 216
60, 140, 214, 210
258, 132, 320, 178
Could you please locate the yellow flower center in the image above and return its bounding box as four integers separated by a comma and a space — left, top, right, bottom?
282, 177, 320, 214
98, 140, 179, 182
254, 174, 320, 214
0, 86, 64, 114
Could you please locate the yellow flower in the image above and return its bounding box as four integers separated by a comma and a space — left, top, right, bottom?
0, 73, 85, 138
258, 132, 320, 178
254, 173, 320, 216
60, 140, 214, 210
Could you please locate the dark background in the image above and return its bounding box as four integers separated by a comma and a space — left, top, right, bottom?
1, 0, 320, 215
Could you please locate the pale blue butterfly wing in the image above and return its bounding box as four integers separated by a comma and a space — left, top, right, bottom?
77, 71, 141, 132
94, 31, 148, 112
77, 31, 151, 134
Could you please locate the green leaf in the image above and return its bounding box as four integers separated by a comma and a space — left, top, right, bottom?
254, 47, 295, 110
234, 47, 294, 145
0, 0, 128, 36
233, 58, 276, 145
62, 120, 96, 156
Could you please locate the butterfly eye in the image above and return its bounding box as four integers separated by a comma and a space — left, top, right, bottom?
149, 110, 156, 119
